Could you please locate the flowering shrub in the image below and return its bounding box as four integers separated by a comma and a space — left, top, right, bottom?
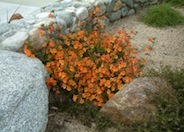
23, 8, 145, 107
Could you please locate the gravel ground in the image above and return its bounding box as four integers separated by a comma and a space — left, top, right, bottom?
105, 7, 184, 72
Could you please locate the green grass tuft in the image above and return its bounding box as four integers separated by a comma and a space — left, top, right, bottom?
140, 3, 184, 27
164, 0, 184, 7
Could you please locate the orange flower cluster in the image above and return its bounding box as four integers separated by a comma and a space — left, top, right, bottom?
23, 44, 35, 58
23, 7, 145, 107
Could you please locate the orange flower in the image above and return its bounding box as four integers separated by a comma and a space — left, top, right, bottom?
79, 98, 84, 104
66, 85, 72, 91
48, 13, 53, 18
39, 31, 44, 38
108, 93, 114, 99
97, 88, 102, 94
49, 40, 55, 47
30, 54, 35, 58
42, 42, 48, 48
24, 49, 32, 56
104, 80, 111, 88
145, 45, 151, 51
124, 76, 132, 83
46, 77, 57, 90
93, 7, 100, 14
73, 94, 78, 102
130, 30, 135, 34
78, 20, 83, 26
148, 37, 154, 43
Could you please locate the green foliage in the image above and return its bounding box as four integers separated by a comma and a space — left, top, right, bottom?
164, 0, 184, 6
51, 66, 184, 131
140, 3, 184, 27
142, 66, 184, 131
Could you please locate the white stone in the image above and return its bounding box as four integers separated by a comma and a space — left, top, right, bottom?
36, 12, 50, 19
0, 50, 48, 132
33, 18, 56, 28
76, 7, 89, 20
24, 15, 36, 24
0, 31, 28, 51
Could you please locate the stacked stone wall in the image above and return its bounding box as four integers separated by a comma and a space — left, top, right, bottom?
0, 0, 161, 52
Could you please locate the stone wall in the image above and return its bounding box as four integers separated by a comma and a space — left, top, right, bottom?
0, 0, 161, 52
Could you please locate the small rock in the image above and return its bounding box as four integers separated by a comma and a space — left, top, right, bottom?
33, 18, 56, 28
127, 9, 135, 16
121, 0, 134, 8
134, 0, 147, 3
113, 0, 124, 12
60, 0, 74, 8
55, 10, 74, 26
24, 15, 36, 24
0, 31, 28, 51
70, 17, 79, 32
76, 7, 89, 20
36, 12, 50, 19
103, 0, 115, 14
73, 1, 92, 10
52, 1, 61, 7
150, 0, 159, 5
98, 16, 110, 28
108, 10, 121, 22
95, 1, 106, 16
28, 28, 47, 49
55, 18, 67, 34
133, 3, 142, 11
121, 6, 128, 17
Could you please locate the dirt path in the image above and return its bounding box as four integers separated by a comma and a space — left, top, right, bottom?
105, 7, 184, 72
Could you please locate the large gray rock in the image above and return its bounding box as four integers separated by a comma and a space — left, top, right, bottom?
100, 77, 172, 123
0, 50, 48, 132
0, 31, 28, 51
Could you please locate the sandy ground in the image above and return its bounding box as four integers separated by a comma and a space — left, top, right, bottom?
105, 7, 184, 72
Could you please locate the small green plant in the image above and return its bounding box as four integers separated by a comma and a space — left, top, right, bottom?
142, 66, 184, 131
140, 3, 184, 27
164, 0, 184, 6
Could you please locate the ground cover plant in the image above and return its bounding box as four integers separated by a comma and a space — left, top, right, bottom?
23, 7, 145, 107
140, 3, 184, 27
